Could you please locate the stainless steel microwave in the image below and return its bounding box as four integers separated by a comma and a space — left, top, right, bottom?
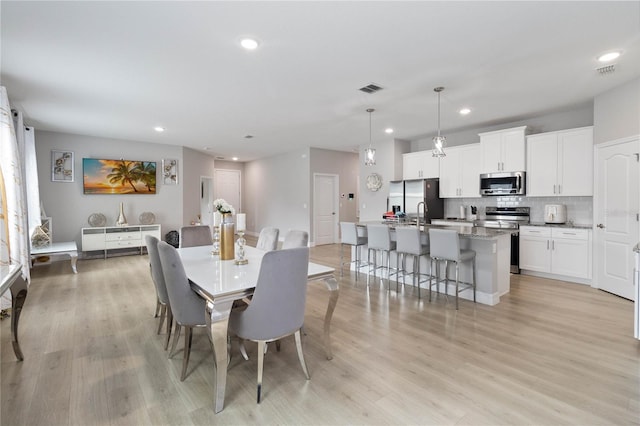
479, 171, 526, 196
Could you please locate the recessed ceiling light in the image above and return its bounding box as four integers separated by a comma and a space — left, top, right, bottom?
598, 51, 621, 62
154, 126, 165, 132
232, 157, 239, 161
240, 38, 259, 50
459, 108, 471, 115
203, 147, 211, 150
385, 128, 394, 134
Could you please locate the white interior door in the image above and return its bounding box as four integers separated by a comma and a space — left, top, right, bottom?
214, 169, 241, 213
594, 138, 639, 300
314, 174, 338, 245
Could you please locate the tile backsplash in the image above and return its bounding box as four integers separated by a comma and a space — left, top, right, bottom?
444, 196, 593, 226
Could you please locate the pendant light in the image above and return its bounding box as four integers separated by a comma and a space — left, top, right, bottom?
432, 87, 446, 157
364, 108, 376, 166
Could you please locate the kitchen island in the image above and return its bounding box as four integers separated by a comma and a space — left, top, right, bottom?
352, 222, 515, 305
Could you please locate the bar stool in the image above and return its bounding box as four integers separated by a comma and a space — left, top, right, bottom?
339, 222, 368, 280
395, 227, 430, 298
366, 224, 397, 285
428, 229, 476, 309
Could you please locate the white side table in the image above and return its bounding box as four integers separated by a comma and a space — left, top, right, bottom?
31, 241, 78, 273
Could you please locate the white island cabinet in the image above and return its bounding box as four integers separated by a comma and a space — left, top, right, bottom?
479, 126, 527, 173
526, 126, 593, 196
82, 224, 162, 258
519, 225, 592, 283
351, 222, 514, 305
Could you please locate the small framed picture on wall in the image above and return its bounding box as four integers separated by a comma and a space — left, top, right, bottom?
51, 150, 74, 182
162, 159, 178, 185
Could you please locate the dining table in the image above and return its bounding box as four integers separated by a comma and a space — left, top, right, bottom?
176, 244, 339, 413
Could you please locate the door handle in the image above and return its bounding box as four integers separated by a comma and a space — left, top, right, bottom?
597, 223, 605, 229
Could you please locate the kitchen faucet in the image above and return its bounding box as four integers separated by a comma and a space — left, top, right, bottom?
416, 201, 427, 228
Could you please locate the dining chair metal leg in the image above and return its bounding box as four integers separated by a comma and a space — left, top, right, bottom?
257, 340, 266, 403
154, 297, 161, 318
180, 326, 193, 381
157, 304, 166, 335
170, 324, 182, 358
294, 330, 310, 380
239, 339, 249, 360
165, 307, 173, 350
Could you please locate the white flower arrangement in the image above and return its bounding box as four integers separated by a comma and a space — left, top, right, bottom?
213, 198, 235, 215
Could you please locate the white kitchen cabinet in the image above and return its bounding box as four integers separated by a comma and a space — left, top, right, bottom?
403, 150, 439, 180
439, 144, 481, 198
479, 126, 527, 173
519, 226, 592, 282
526, 126, 593, 196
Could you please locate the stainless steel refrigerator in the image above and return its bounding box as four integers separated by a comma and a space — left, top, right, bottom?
388, 180, 405, 213
404, 178, 444, 224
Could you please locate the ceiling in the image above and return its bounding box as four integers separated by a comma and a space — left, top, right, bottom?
2, 1, 639, 162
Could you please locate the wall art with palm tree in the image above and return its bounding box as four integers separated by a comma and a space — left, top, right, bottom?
82, 158, 157, 194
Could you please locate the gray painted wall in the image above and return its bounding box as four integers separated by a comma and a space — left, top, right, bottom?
411, 102, 594, 151
243, 148, 310, 238
182, 147, 216, 225
359, 138, 409, 221
309, 148, 359, 240
593, 77, 640, 144
35, 130, 187, 248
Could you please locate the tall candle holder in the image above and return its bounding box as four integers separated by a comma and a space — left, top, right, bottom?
212, 225, 220, 255
235, 230, 248, 265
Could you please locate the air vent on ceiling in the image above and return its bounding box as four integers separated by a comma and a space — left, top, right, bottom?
244, 134, 254, 139
215, 156, 225, 160
596, 64, 616, 75
359, 83, 384, 94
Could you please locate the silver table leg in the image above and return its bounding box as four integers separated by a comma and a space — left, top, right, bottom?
321, 276, 339, 360
205, 298, 234, 414
10, 276, 28, 361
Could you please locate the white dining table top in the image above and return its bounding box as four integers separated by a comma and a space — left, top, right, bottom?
177, 245, 334, 300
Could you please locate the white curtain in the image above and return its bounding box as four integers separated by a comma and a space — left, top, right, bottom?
22, 125, 41, 235
0, 86, 30, 309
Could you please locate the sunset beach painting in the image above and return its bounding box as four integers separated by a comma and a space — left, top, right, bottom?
83, 158, 156, 194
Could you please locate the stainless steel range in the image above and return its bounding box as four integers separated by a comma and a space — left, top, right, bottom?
476, 207, 530, 273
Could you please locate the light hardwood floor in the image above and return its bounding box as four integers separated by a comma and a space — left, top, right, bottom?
2, 241, 639, 425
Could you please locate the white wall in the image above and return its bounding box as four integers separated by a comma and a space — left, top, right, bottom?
35, 130, 186, 248
243, 148, 310, 237
593, 77, 640, 144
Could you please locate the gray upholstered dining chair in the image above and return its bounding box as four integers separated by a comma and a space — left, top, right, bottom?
157, 241, 208, 381
179, 225, 212, 248
256, 227, 279, 251
395, 227, 430, 298
228, 247, 311, 403
281, 230, 308, 249
428, 228, 476, 309
145, 235, 173, 349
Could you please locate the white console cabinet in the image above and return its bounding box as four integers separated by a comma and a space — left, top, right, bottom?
82, 225, 162, 258
519, 226, 592, 283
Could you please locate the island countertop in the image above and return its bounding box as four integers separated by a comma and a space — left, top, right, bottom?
357, 221, 517, 239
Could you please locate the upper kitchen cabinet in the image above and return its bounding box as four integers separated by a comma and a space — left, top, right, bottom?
403, 151, 439, 180
479, 126, 527, 173
440, 144, 481, 198
526, 126, 593, 197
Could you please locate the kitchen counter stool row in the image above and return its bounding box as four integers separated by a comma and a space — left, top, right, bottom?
340, 222, 476, 309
